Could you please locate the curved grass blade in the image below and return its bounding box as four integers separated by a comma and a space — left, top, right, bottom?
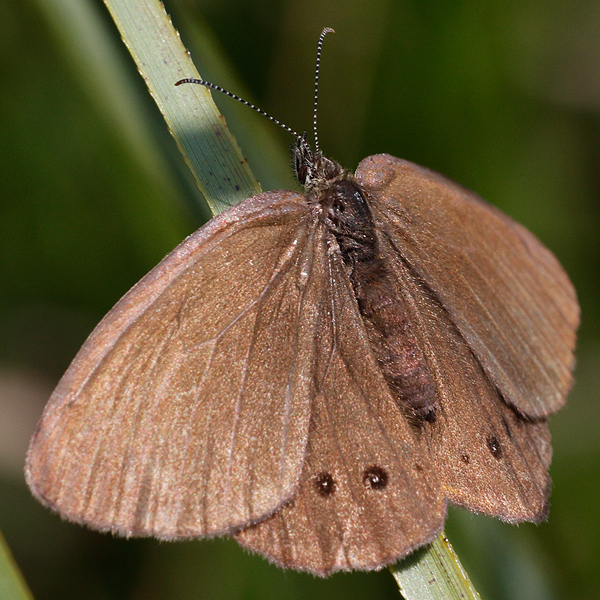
391, 532, 482, 600
0, 529, 34, 600
102, 0, 261, 215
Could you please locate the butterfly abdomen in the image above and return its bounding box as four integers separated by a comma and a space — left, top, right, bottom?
325, 178, 437, 423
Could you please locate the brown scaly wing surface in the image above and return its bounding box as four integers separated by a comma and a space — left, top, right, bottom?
381, 245, 553, 522
357, 154, 579, 420
236, 246, 445, 576
26, 191, 325, 539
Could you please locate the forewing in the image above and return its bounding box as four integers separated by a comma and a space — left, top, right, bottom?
26, 191, 321, 539
382, 247, 552, 522
235, 244, 444, 576
357, 154, 579, 419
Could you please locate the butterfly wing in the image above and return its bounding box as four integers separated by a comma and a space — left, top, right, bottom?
236, 241, 445, 576
380, 246, 553, 522
357, 154, 579, 419
26, 191, 325, 539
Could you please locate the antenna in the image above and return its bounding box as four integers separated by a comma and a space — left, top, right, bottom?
313, 28, 335, 154
175, 77, 302, 140
175, 27, 336, 152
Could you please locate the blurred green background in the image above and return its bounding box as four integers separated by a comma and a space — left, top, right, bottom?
1, 0, 599, 599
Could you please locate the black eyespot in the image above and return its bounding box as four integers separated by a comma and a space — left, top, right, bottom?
315, 472, 336, 497
487, 435, 503, 459
363, 466, 388, 489
460, 453, 470, 464
414, 463, 424, 472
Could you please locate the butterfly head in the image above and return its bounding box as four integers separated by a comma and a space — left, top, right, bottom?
292, 133, 344, 191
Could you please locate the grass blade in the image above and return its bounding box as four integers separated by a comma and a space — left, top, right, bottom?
0, 530, 34, 600
391, 532, 482, 600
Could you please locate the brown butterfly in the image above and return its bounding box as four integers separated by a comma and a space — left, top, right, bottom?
25, 29, 578, 577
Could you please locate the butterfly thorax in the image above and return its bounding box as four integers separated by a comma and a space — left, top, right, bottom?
294, 140, 437, 423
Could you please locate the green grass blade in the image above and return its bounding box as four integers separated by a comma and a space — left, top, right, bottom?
391, 532, 482, 600
102, 0, 261, 215
0, 530, 34, 600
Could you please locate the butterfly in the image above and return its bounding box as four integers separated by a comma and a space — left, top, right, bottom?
25, 28, 578, 577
